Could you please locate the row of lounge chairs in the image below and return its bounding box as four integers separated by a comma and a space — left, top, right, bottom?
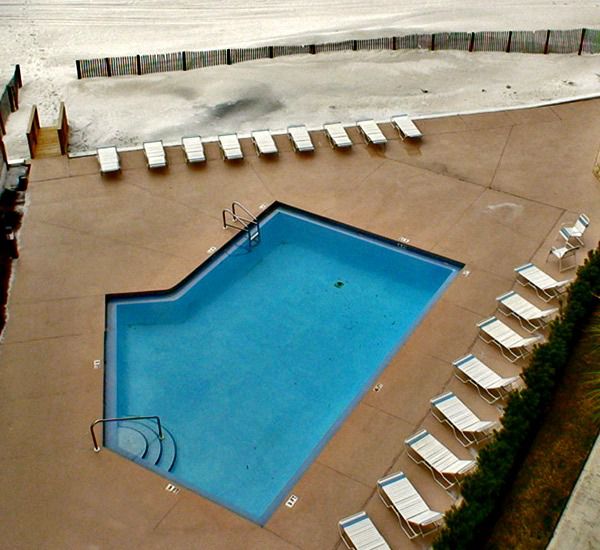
339, 262, 577, 549
96, 115, 423, 174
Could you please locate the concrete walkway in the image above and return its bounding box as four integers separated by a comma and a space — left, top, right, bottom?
1, 99, 599, 550
547, 434, 600, 549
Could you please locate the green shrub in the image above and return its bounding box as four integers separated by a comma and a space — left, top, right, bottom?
433, 247, 600, 550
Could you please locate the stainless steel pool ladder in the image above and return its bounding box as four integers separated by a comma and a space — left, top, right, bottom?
222, 201, 260, 246
90, 415, 164, 452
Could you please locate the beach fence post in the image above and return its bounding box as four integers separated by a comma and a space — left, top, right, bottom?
14, 64, 22, 88
469, 32, 475, 52
105, 57, 112, 77
182, 51, 187, 70
309, 44, 316, 54
393, 36, 398, 50
579, 28, 586, 55
544, 30, 551, 54
226, 49, 232, 65
136, 55, 141, 75
431, 33, 436, 50
76, 60, 82, 80
269, 46, 274, 59
506, 31, 513, 52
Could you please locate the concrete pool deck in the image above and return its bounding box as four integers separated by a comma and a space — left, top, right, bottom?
1, 99, 600, 549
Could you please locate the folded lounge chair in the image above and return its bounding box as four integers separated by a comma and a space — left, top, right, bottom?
338, 511, 391, 550
496, 290, 558, 332
377, 472, 444, 539
430, 392, 499, 446
405, 430, 476, 489
514, 263, 572, 302
143, 140, 167, 169
453, 354, 520, 404
218, 134, 243, 161
357, 119, 387, 146
97, 146, 120, 174
391, 115, 423, 140
324, 122, 352, 148
181, 136, 206, 163
251, 130, 278, 156
561, 213, 590, 246
287, 125, 314, 152
477, 316, 543, 363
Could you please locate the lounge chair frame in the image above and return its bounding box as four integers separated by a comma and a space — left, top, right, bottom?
514, 263, 572, 302
323, 122, 352, 149
181, 136, 206, 163
430, 392, 498, 446
97, 146, 120, 174
251, 130, 278, 156
218, 134, 243, 161
391, 114, 423, 140
338, 511, 391, 550
287, 125, 314, 152
453, 354, 520, 404
477, 316, 543, 362
405, 430, 476, 490
561, 213, 590, 246
377, 472, 444, 539
143, 140, 167, 169
356, 119, 387, 146
496, 290, 559, 333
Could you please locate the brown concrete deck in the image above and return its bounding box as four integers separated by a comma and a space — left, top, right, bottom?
1, 100, 600, 550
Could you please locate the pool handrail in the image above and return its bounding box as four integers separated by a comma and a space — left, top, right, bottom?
90, 415, 164, 452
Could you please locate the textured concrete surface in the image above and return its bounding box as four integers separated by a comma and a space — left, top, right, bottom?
1, 100, 600, 550
547, 434, 600, 550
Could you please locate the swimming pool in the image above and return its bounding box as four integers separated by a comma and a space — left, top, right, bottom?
104, 204, 461, 524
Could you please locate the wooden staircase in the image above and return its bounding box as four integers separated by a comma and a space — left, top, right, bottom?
26, 103, 68, 159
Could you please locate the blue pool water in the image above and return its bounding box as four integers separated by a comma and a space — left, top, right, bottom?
104, 205, 461, 524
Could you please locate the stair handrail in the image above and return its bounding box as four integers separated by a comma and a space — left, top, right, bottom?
90, 415, 164, 452
231, 201, 257, 223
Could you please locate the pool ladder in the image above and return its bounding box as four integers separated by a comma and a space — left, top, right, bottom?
222, 201, 260, 247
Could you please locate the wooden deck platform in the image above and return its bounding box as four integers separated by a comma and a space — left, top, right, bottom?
35, 127, 62, 158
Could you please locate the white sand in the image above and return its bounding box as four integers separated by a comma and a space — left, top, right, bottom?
1, 1, 600, 158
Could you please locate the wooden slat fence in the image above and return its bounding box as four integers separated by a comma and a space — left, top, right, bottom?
473, 31, 510, 52
230, 46, 270, 64
75, 28, 599, 79
272, 45, 311, 57
435, 32, 471, 51
185, 49, 228, 69
355, 37, 394, 50
314, 40, 354, 53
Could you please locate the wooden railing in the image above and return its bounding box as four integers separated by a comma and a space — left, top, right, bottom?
57, 102, 68, 155
26, 105, 40, 158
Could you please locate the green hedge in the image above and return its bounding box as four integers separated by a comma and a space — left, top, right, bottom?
434, 247, 600, 550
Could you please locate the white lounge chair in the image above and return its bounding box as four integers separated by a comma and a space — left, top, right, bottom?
251, 130, 278, 156
477, 316, 543, 362
377, 472, 444, 539
391, 115, 423, 140
453, 354, 521, 404
143, 140, 167, 169
561, 213, 590, 246
97, 146, 120, 174
181, 136, 205, 163
514, 263, 572, 302
324, 122, 352, 148
547, 228, 579, 272
496, 290, 559, 332
430, 392, 499, 446
357, 119, 387, 146
218, 134, 243, 161
287, 125, 314, 152
405, 430, 476, 489
338, 511, 391, 550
